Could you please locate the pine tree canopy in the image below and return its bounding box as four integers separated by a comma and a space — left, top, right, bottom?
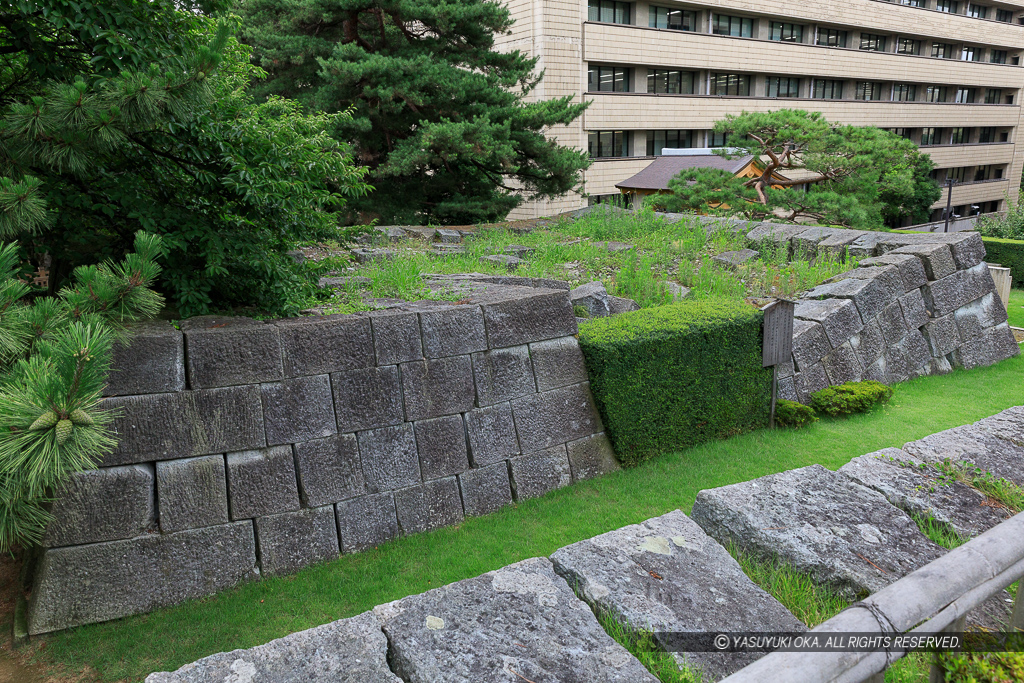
237, 0, 590, 225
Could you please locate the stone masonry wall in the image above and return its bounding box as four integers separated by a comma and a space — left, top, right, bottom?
27, 282, 616, 635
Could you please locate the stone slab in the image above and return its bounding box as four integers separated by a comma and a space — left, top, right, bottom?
509, 445, 572, 501
815, 229, 863, 259
566, 432, 620, 482
877, 300, 910, 345
293, 434, 365, 508
712, 249, 759, 269
255, 506, 339, 577
28, 522, 258, 635
458, 462, 513, 516
367, 310, 423, 365
394, 477, 465, 535
358, 424, 421, 493
465, 402, 521, 466
745, 223, 809, 245
331, 366, 404, 432
858, 254, 928, 293
793, 362, 829, 404
419, 305, 487, 358
226, 447, 300, 520
511, 383, 603, 453
973, 405, 1024, 446
898, 288, 929, 331
954, 292, 1008, 342
185, 324, 283, 389
155, 456, 228, 534
950, 323, 1020, 370
44, 464, 155, 547
922, 262, 996, 318
821, 340, 863, 386
275, 315, 374, 377
376, 556, 658, 683
608, 295, 641, 314
530, 336, 590, 391
849, 318, 885, 367
414, 415, 470, 480
336, 493, 399, 553
401, 356, 476, 421
479, 289, 578, 348
902, 422, 1024, 488
690, 464, 945, 600
551, 510, 806, 681
889, 243, 956, 281
104, 321, 185, 396
261, 374, 337, 446
922, 314, 959, 358
791, 319, 831, 372
472, 345, 536, 406
805, 271, 899, 323
793, 299, 863, 348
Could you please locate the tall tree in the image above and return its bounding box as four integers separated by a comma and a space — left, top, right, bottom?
237, 0, 590, 225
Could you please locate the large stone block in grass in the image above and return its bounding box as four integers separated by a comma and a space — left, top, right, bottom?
255, 506, 339, 577
375, 556, 659, 683
458, 462, 513, 516
510, 383, 603, 453
566, 432, 620, 482
550, 510, 806, 682
394, 477, 464, 535
145, 611, 401, 683
336, 493, 399, 553
954, 292, 1009, 342
949, 323, 1020, 370
43, 464, 156, 547
28, 522, 258, 635
509, 445, 572, 501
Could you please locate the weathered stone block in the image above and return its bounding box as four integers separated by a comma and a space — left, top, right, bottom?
400, 356, 475, 420
566, 432, 620, 482
530, 336, 589, 391
815, 229, 863, 259
791, 319, 831, 371
511, 383, 603, 453
551, 511, 806, 681
102, 385, 266, 465
712, 249, 759, 268
331, 365, 404, 432
336, 492, 399, 553
414, 415, 470, 480
293, 433, 365, 507
954, 292, 1008, 341
791, 227, 841, 258
777, 360, 794, 379
890, 243, 956, 281
849, 318, 885, 367
922, 314, 960, 358
28, 522, 258, 635
394, 477, 464, 535
146, 611, 401, 683
255, 506, 339, 577
745, 223, 808, 245
847, 231, 889, 256
417, 305, 487, 358
607, 295, 640, 314
793, 298, 863, 348
226, 447, 300, 519
922, 262, 996, 318
974, 405, 1024, 446
859, 254, 928, 292
480, 289, 577, 348
947, 231, 986, 270
471, 345, 536, 406
458, 462, 513, 516
898, 288, 929, 330
261, 374, 337, 446
509, 445, 572, 501
155, 455, 228, 534
104, 321, 184, 397
950, 323, 1020, 370
436, 228, 462, 243
43, 465, 155, 547
862, 354, 887, 383
903, 421, 1024, 488
570, 281, 612, 318
358, 423, 421, 493
793, 362, 829, 404
821, 341, 863, 386
778, 375, 797, 402
806, 268, 901, 322
276, 315, 374, 377
465, 402, 520, 466
185, 324, 283, 389
877, 300, 910, 345
367, 310, 422, 364
885, 330, 932, 382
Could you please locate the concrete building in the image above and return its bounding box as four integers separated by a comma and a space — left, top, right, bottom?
496, 0, 1024, 222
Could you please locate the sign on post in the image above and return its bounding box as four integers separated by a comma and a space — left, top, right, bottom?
761, 299, 795, 428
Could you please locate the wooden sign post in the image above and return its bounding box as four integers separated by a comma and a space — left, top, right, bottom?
761, 299, 795, 428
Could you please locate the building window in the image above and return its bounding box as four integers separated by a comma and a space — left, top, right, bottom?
588, 131, 630, 157
920, 127, 941, 145
708, 131, 728, 147
955, 87, 976, 103
949, 127, 969, 143
812, 79, 844, 99
897, 38, 921, 55
766, 76, 801, 98
890, 128, 914, 139
931, 43, 954, 59
859, 33, 887, 51
961, 46, 980, 61
990, 50, 1007, 64
712, 14, 753, 37
893, 84, 916, 101
588, 65, 631, 92
710, 73, 751, 96
817, 28, 847, 47
649, 6, 695, 31
978, 127, 996, 142
647, 69, 695, 94
967, 4, 987, 17
926, 85, 948, 102
936, 0, 959, 12
974, 165, 997, 181
947, 166, 969, 182
855, 81, 883, 100
985, 89, 1002, 104
588, 0, 631, 24
647, 130, 694, 156
900, 0, 926, 6
996, 8, 1013, 21
769, 22, 803, 42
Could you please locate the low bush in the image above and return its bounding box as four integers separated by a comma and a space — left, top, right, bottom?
809, 381, 893, 417
982, 237, 1024, 288
578, 299, 771, 467
775, 400, 817, 428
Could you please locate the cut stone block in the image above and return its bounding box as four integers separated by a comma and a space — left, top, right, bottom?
155, 455, 228, 534
745, 223, 808, 245
821, 341, 863, 386
255, 506, 339, 577
414, 415, 470, 480
806, 269, 901, 322
331, 366, 404, 432
974, 405, 1024, 446
954, 292, 1008, 341
849, 318, 885, 367
712, 249, 760, 269
358, 424, 421, 493
530, 336, 589, 391
436, 228, 462, 243
465, 402, 520, 466
793, 298, 863, 348
776, 360, 794, 379
570, 281, 611, 318
949, 323, 1020, 370
102, 385, 266, 465
104, 321, 184, 397
607, 295, 641, 314
509, 445, 572, 501
480, 289, 578, 348
815, 229, 863, 259
276, 315, 374, 377
400, 356, 475, 420
293, 433, 365, 507
28, 522, 258, 635
480, 254, 522, 270
858, 254, 928, 292
43, 464, 155, 547
471, 344, 536, 406
793, 362, 829, 404
185, 324, 283, 389
690, 464, 945, 600
885, 330, 932, 382
226, 447, 300, 520
145, 611, 400, 683
922, 314, 960, 358
903, 421, 1024, 488
551, 510, 806, 681
367, 310, 423, 365
898, 288, 929, 330
942, 231, 986, 270
336, 492, 399, 553
791, 319, 831, 371
791, 227, 843, 258
458, 462, 513, 516
419, 305, 487, 358
261, 374, 337, 446
862, 354, 887, 383
847, 231, 889, 256
922, 262, 996, 318
778, 375, 797, 402
511, 383, 603, 453
566, 432, 620, 482
352, 248, 395, 263
877, 300, 910, 345
394, 477, 464, 535
889, 243, 956, 281
838, 448, 1012, 540
376, 556, 658, 683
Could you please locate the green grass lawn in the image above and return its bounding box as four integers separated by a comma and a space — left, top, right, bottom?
1009, 288, 1024, 329
25, 353, 1024, 682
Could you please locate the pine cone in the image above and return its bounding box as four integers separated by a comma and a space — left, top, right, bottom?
55, 420, 73, 445
30, 411, 58, 431
69, 409, 94, 426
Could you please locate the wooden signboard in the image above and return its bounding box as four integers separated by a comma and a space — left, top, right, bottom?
761, 299, 795, 368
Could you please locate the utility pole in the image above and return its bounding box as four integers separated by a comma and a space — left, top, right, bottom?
943, 178, 956, 233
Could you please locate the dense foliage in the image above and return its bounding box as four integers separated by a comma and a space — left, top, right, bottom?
774, 399, 817, 428
977, 200, 1024, 240
578, 300, 771, 466
981, 237, 1024, 288
237, 0, 590, 225
809, 380, 893, 417
655, 110, 940, 229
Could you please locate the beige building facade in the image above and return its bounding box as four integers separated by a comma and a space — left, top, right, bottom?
496, 0, 1024, 222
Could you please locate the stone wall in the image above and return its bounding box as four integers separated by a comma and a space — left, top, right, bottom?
27, 281, 616, 635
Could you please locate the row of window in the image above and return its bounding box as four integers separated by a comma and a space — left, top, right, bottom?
934, 164, 1005, 181
881, 0, 1015, 22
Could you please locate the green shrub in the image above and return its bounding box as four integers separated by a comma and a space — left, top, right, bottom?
938, 651, 1024, 682
775, 400, 817, 428
578, 299, 771, 467
809, 381, 893, 417
982, 237, 1024, 288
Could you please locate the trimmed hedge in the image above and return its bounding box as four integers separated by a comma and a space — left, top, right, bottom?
775, 399, 817, 428
809, 381, 893, 417
578, 299, 771, 467
983, 237, 1024, 288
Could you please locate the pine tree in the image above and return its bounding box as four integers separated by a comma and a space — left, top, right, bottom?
237, 0, 590, 225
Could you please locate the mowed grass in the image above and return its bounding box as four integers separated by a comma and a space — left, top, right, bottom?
1009, 288, 1024, 329
28, 353, 1024, 682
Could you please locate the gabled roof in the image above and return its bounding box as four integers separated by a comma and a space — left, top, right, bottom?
614, 154, 756, 191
